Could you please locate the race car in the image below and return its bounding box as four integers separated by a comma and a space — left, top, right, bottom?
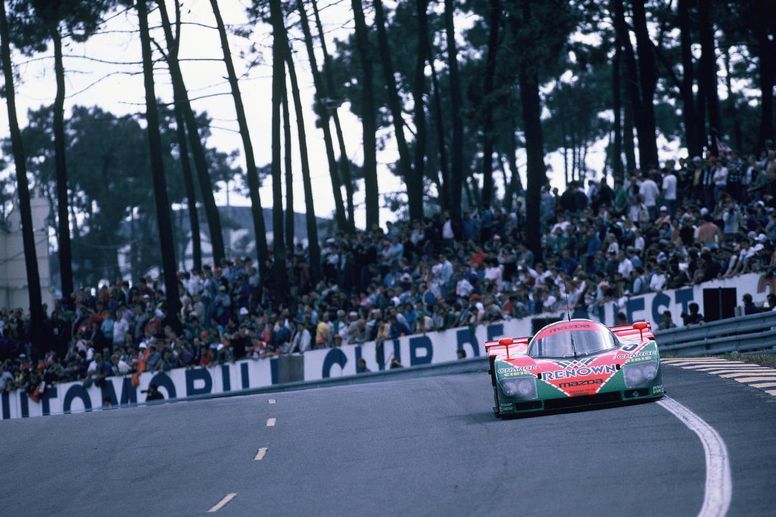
486, 319, 663, 417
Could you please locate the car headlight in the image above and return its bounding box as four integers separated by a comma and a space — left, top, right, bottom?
499, 377, 538, 400
623, 361, 660, 388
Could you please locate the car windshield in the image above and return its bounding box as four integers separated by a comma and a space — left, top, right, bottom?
528, 322, 617, 359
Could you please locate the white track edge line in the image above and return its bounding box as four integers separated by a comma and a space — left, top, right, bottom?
207, 493, 237, 513
657, 396, 732, 517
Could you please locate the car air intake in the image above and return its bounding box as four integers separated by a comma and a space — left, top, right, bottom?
513, 401, 543, 411
543, 392, 621, 410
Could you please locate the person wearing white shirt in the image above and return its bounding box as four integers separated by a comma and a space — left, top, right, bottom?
639, 175, 660, 220
662, 171, 677, 215
112, 310, 130, 348
484, 263, 503, 290
617, 253, 634, 278
442, 212, 455, 240
456, 277, 474, 298
116, 357, 130, 375
649, 267, 667, 291
291, 321, 312, 353
186, 272, 203, 296
633, 229, 645, 253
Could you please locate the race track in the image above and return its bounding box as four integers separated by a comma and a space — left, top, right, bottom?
1, 361, 775, 516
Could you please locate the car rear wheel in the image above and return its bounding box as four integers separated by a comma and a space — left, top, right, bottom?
493, 387, 503, 418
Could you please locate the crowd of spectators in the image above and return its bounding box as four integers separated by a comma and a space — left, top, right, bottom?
1, 147, 776, 399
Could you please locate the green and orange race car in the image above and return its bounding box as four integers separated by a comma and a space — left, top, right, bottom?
486, 319, 664, 417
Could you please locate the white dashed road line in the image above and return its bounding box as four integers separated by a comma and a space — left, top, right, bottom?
254, 448, 268, 461
268, 399, 276, 404
266, 417, 276, 427
208, 493, 237, 513
657, 397, 732, 517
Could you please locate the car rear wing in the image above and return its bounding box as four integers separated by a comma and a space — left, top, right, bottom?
485, 337, 530, 359
610, 321, 655, 342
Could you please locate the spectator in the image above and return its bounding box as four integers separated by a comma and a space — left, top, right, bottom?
742, 293, 767, 315
662, 165, 678, 215
639, 171, 660, 221
695, 213, 722, 250
657, 310, 677, 330
681, 303, 705, 325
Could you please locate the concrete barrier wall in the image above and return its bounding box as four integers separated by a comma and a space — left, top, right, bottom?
2, 273, 770, 420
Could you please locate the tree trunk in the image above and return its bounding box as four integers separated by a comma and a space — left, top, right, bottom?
269, 0, 289, 303
209, 0, 269, 271
631, 0, 658, 169
613, 0, 643, 170
623, 89, 636, 173
373, 0, 417, 220
311, 0, 355, 229
165, 3, 201, 271
513, 1, 545, 260
352, 0, 379, 228
172, 91, 201, 271
505, 109, 523, 208
722, 46, 741, 151
157, 0, 224, 267
51, 28, 74, 303
137, 0, 180, 329
0, 0, 44, 352
753, 0, 774, 150
698, 0, 721, 155
411, 0, 428, 219
282, 77, 295, 249
295, 0, 348, 232
678, 0, 700, 157
424, 1, 449, 211
444, 0, 464, 225
283, 22, 321, 284
480, 0, 501, 209
611, 23, 624, 181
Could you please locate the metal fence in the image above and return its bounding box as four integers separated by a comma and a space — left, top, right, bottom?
655, 310, 776, 356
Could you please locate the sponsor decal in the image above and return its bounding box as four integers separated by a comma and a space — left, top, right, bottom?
652, 385, 664, 395
554, 357, 598, 368
534, 321, 601, 340
558, 378, 604, 388
497, 365, 536, 377
541, 364, 617, 381
616, 349, 657, 363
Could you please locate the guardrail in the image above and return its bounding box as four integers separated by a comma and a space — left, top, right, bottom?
654, 310, 776, 356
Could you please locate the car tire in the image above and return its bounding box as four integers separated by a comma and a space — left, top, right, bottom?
493, 387, 503, 418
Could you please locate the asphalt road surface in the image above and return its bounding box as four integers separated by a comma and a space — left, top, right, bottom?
1, 363, 775, 516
